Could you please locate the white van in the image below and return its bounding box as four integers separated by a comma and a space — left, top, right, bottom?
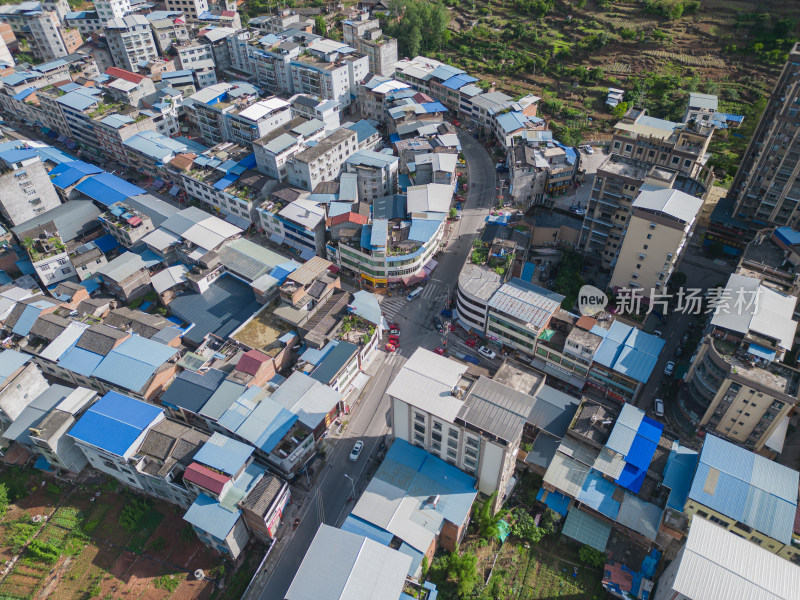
407, 287, 423, 301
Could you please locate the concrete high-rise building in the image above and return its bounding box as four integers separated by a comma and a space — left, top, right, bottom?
104, 15, 158, 71
342, 13, 398, 77
730, 43, 800, 230
0, 154, 62, 226
609, 188, 703, 294
580, 107, 714, 269
163, 0, 208, 19
681, 272, 800, 453
28, 11, 69, 61
94, 0, 130, 22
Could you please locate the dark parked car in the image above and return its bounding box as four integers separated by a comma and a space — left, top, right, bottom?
433, 317, 444, 333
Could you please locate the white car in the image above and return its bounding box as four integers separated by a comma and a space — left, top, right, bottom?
654, 398, 664, 417
478, 346, 496, 360
569, 206, 586, 216
349, 440, 364, 462
664, 361, 675, 376
583, 145, 594, 154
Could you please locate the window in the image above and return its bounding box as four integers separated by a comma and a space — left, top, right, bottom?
413, 433, 424, 445
447, 448, 457, 459
448, 429, 459, 439
696, 510, 708, 518
413, 423, 425, 435
414, 413, 425, 423
709, 515, 729, 527
431, 441, 441, 451
448, 438, 458, 449
466, 437, 479, 449
431, 431, 442, 442
433, 421, 442, 431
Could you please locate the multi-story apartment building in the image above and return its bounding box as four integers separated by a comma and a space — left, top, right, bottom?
163, 0, 208, 19
344, 149, 398, 202
249, 10, 312, 35
342, 13, 397, 77
456, 262, 504, 333
287, 127, 358, 191
486, 278, 563, 357
729, 44, 800, 230
148, 15, 189, 53
94, 111, 157, 164
389, 348, 546, 512
358, 74, 410, 124
682, 272, 800, 452
609, 188, 704, 294
0, 153, 62, 226
580, 108, 714, 268
683, 92, 719, 124
94, 0, 130, 22
98, 201, 157, 247
224, 97, 293, 146
104, 15, 158, 72
258, 198, 326, 258
18, 223, 76, 286
175, 143, 270, 226
64, 10, 102, 34
174, 41, 217, 87
289, 94, 340, 133
28, 11, 70, 61
246, 32, 367, 112
252, 116, 327, 181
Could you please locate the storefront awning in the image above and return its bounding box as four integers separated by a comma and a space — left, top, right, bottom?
423, 258, 438, 274
402, 272, 427, 286
269, 233, 285, 245
169, 185, 180, 196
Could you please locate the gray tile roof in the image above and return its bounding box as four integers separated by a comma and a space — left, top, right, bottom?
29, 313, 70, 342
75, 324, 129, 356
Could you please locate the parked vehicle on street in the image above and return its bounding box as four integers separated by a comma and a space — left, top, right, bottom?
664, 361, 675, 376
453, 352, 480, 365
407, 287, 423, 301
654, 398, 665, 417
582, 145, 594, 154
388, 335, 400, 346
478, 346, 496, 359
569, 206, 586, 216
434, 347, 446, 355
466, 337, 477, 348
433, 317, 444, 332
349, 441, 364, 461
385, 343, 397, 352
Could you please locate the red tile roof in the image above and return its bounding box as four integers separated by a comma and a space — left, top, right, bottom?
329, 212, 368, 227
221, 10, 235, 16
183, 462, 230, 494
105, 67, 146, 84
236, 349, 270, 376
575, 315, 598, 331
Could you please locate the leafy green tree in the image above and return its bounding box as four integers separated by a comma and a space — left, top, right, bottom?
473, 492, 506, 539
314, 15, 328, 38
0, 483, 8, 520
579, 545, 607, 567
446, 548, 480, 597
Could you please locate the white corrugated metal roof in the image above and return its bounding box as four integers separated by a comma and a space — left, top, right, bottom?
385, 349, 467, 422
237, 97, 290, 121
40, 321, 89, 362
632, 188, 703, 223
671, 518, 800, 600
285, 524, 412, 600
710, 273, 798, 349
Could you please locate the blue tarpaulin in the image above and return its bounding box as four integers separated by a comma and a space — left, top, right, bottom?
536, 488, 570, 516
748, 343, 776, 361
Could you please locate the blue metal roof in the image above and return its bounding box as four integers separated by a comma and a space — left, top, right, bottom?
57, 88, 101, 111
420, 101, 447, 113
441, 74, 478, 90
495, 111, 531, 134
345, 119, 379, 144
577, 472, 621, 519
407, 219, 440, 243
12, 87, 36, 101
74, 173, 145, 206
12, 300, 58, 337
663, 442, 699, 511
300, 340, 338, 366
91, 335, 179, 392
231, 394, 298, 452
688, 435, 799, 544
340, 515, 395, 546
0, 349, 29, 381
346, 149, 398, 168
774, 226, 800, 247
49, 160, 104, 189
183, 494, 241, 540
593, 321, 664, 384
68, 391, 162, 456
536, 488, 570, 516
56, 346, 104, 377
194, 432, 254, 475
93, 233, 120, 254
360, 224, 373, 251
328, 202, 352, 218
430, 64, 465, 81
370, 219, 388, 247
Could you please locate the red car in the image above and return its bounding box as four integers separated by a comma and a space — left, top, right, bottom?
448, 323, 456, 332
388, 335, 400, 345
389, 322, 400, 330
434, 347, 446, 356
452, 119, 461, 127
385, 343, 397, 352
466, 337, 477, 348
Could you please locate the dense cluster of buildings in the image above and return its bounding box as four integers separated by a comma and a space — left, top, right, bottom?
4, 0, 800, 596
